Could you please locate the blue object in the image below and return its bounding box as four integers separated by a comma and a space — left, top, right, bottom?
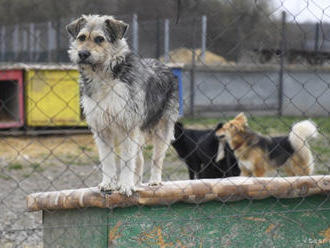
171, 68, 183, 116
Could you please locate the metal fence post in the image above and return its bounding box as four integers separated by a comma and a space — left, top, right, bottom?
190, 18, 196, 117
278, 11, 286, 116
55, 20, 61, 62
164, 19, 170, 63
29, 23, 35, 62
201, 15, 207, 63
156, 18, 161, 59
22, 28, 28, 62
132, 14, 138, 54
13, 24, 19, 61
35, 29, 40, 62
48, 22, 55, 62
0, 26, 5, 61
236, 14, 243, 61
314, 22, 320, 52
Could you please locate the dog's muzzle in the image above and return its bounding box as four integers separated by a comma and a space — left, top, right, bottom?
78, 50, 91, 63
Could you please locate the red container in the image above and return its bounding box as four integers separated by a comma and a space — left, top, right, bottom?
0, 70, 24, 128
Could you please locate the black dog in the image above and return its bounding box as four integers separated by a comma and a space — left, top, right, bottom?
171, 122, 240, 179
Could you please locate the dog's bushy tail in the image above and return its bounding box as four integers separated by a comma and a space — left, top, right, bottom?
289, 120, 318, 151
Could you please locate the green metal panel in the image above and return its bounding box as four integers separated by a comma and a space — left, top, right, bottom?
43, 195, 330, 247
43, 208, 108, 248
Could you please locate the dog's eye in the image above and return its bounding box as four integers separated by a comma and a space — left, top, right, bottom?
78, 35, 86, 42
94, 36, 105, 44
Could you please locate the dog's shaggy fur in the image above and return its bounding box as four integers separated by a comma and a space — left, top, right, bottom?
172, 122, 240, 179
66, 15, 178, 195
215, 113, 318, 177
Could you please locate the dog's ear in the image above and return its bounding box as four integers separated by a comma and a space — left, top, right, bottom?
214, 122, 223, 131
174, 122, 184, 139
104, 18, 129, 42
235, 113, 248, 126
66, 17, 87, 39
175, 122, 184, 133
175, 121, 184, 129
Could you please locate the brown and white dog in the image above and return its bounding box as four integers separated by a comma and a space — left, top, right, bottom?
215, 113, 318, 177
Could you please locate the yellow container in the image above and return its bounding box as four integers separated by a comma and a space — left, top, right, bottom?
25, 69, 87, 127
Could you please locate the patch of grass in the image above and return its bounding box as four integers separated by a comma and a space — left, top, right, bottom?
0, 174, 11, 180
145, 145, 153, 151
7, 163, 23, 170
60, 153, 97, 166
78, 145, 93, 153
181, 117, 219, 127
23, 173, 31, 178
313, 145, 330, 154
71, 160, 91, 166
90, 155, 100, 164
143, 145, 153, 160
29, 163, 44, 172
62, 156, 84, 166
182, 116, 330, 135
165, 148, 179, 162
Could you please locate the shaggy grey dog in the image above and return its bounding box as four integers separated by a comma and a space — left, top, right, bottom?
66, 15, 179, 195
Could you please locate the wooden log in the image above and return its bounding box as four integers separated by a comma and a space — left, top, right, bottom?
26, 176, 330, 211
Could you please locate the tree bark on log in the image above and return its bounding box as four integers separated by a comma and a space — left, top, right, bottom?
26, 176, 330, 211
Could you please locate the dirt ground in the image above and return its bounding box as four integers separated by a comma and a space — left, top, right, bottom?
0, 133, 188, 248
159, 47, 234, 65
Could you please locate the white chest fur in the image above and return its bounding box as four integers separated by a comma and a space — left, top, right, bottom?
81, 77, 141, 131
239, 160, 254, 171
215, 140, 225, 162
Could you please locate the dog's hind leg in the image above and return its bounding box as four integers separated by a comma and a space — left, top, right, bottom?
149, 120, 175, 185
186, 159, 201, 179
239, 166, 251, 177
135, 134, 145, 185
188, 167, 196, 180
149, 136, 168, 185
95, 132, 118, 192
284, 164, 296, 176
252, 162, 267, 177
117, 128, 140, 196
285, 154, 313, 176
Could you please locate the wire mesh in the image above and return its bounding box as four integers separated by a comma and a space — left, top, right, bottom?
0, 0, 330, 247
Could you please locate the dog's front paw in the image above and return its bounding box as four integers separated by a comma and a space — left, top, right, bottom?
148, 181, 163, 187
117, 183, 135, 197
98, 181, 117, 192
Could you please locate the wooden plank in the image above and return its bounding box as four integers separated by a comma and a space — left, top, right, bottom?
27, 176, 330, 211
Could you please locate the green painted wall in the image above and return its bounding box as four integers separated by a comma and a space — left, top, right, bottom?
43, 195, 330, 247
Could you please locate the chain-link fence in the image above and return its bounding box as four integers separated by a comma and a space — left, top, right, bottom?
0, 0, 330, 247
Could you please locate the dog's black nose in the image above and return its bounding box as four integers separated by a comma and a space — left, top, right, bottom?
78, 50, 91, 60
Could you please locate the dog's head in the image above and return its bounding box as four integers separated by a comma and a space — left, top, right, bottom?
66, 15, 129, 68
173, 122, 185, 142
215, 113, 248, 140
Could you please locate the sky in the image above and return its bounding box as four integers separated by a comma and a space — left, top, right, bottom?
271, 0, 330, 23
